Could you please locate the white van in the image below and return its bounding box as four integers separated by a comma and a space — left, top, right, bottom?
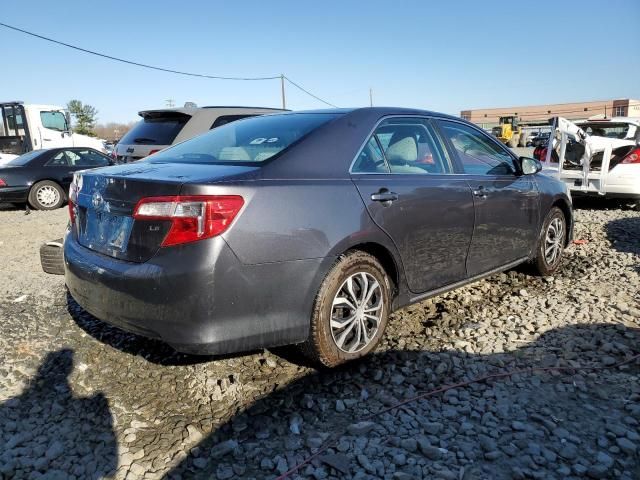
113, 105, 285, 163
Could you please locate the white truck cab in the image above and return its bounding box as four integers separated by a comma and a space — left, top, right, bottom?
0, 101, 105, 164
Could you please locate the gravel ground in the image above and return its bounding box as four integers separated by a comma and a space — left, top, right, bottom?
0, 199, 638, 480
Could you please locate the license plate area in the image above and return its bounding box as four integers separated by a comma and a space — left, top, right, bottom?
80, 210, 134, 254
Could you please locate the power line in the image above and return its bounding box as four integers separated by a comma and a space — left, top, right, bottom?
0, 21, 280, 81
0, 21, 341, 108
284, 76, 339, 108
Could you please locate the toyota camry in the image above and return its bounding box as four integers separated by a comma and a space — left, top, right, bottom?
64, 108, 572, 367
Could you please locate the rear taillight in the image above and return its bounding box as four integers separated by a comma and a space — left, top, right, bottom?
133, 195, 244, 246
68, 199, 76, 224
148, 149, 160, 156
68, 175, 79, 224
621, 146, 640, 164
0, 178, 6, 187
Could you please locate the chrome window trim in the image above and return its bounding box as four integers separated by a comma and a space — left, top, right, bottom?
348, 114, 454, 176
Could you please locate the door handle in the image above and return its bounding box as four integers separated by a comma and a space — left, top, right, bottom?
472, 186, 488, 199
371, 189, 398, 203
43, 138, 52, 141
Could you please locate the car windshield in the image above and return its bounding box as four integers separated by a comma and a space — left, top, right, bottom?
146, 113, 341, 164
6, 149, 43, 166
580, 122, 631, 139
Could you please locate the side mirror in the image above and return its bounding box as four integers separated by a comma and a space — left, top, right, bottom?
65, 111, 72, 134
520, 156, 542, 175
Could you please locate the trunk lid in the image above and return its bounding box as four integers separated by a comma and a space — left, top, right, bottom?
73, 162, 258, 262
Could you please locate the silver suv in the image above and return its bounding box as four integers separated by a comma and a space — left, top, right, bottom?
114, 105, 284, 163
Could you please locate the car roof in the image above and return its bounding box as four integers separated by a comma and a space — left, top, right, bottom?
272, 107, 462, 121
138, 106, 286, 116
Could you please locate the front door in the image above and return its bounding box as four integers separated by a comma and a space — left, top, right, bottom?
436, 119, 539, 277
351, 117, 475, 293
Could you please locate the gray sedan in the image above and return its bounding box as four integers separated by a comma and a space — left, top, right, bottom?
64, 108, 572, 367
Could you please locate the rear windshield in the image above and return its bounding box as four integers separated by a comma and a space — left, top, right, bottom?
7, 150, 43, 166
119, 113, 190, 146
146, 113, 341, 164
580, 122, 631, 139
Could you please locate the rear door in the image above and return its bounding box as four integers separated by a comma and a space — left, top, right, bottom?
436, 119, 539, 277
350, 117, 474, 293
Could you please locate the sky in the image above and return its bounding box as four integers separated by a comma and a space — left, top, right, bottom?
1, 0, 639, 123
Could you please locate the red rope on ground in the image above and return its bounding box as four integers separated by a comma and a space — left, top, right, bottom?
275, 353, 640, 479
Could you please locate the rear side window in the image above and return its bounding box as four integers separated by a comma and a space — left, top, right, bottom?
147, 113, 341, 164
438, 120, 517, 175
210, 115, 255, 129
119, 114, 190, 146
353, 118, 450, 174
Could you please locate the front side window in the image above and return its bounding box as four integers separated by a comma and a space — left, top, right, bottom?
147, 113, 341, 164
353, 118, 449, 174
40, 111, 67, 132
438, 120, 517, 175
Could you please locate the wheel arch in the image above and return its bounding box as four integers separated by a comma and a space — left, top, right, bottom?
343, 242, 401, 296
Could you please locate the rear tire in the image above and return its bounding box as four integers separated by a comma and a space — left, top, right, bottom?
531, 207, 566, 276
300, 251, 391, 368
28, 180, 65, 210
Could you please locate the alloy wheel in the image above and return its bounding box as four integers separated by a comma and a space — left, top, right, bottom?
544, 217, 564, 265
330, 272, 383, 353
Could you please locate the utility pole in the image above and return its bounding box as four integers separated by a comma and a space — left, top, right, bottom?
165, 99, 175, 108
280, 74, 286, 110
369, 88, 373, 107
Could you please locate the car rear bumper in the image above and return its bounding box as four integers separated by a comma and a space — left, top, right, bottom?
0, 186, 29, 203
64, 231, 329, 355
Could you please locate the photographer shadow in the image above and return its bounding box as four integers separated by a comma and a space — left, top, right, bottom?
0, 349, 117, 479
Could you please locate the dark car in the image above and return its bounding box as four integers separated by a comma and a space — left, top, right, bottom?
0, 148, 112, 210
63, 108, 573, 367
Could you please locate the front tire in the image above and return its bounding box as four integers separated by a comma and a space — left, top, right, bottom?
532, 207, 566, 276
28, 181, 65, 210
301, 251, 391, 368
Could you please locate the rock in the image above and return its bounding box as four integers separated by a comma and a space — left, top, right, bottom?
422, 422, 443, 435
347, 421, 376, 436
335, 400, 346, 412
400, 438, 418, 453
210, 439, 238, 459
216, 464, 234, 479
45, 441, 64, 460
484, 450, 501, 461
319, 453, 350, 474
356, 454, 376, 474
511, 421, 527, 431
558, 444, 578, 460
417, 441, 442, 461
616, 437, 636, 454
192, 458, 207, 469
